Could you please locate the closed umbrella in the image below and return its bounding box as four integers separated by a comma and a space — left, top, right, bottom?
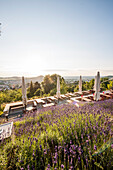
94, 72, 100, 101
79, 75, 82, 94
94, 76, 97, 91
94, 76, 97, 100
22, 76, 27, 108
56, 76, 60, 98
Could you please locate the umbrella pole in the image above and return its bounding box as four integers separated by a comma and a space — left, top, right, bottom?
23, 104, 27, 114
58, 97, 59, 104
25, 104, 27, 112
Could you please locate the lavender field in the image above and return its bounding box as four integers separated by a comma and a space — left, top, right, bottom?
0, 100, 113, 170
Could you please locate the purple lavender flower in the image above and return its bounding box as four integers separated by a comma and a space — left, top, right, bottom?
86, 140, 89, 145
94, 145, 97, 150
61, 164, 64, 169
78, 156, 81, 162
48, 164, 50, 168
27, 165, 30, 170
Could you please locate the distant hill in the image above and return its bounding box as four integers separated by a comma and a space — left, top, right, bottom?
25, 75, 44, 83
0, 75, 112, 86
0, 75, 44, 85
103, 75, 113, 79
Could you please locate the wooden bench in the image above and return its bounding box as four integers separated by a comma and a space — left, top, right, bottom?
43, 103, 55, 108
82, 97, 92, 102
100, 94, 112, 99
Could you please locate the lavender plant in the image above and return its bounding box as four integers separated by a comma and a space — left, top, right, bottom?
0, 100, 113, 169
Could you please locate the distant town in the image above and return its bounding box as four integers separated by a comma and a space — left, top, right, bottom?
0, 75, 113, 91
0, 75, 44, 91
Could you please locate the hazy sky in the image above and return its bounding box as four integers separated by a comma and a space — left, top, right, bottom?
0, 0, 113, 77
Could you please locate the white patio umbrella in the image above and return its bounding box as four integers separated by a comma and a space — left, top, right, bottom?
94, 76, 97, 91
94, 76, 97, 100
94, 72, 100, 101
79, 75, 82, 94
22, 76, 27, 107
56, 76, 60, 98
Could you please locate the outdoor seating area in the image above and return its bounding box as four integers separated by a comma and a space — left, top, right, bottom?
2, 73, 113, 122
3, 90, 113, 119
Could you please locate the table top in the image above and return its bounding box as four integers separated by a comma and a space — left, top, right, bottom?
43, 103, 55, 108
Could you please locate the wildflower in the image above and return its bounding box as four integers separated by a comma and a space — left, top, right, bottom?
78, 156, 81, 162
100, 132, 102, 135
48, 164, 50, 168
61, 164, 64, 169
27, 165, 30, 170
86, 140, 89, 145
94, 145, 97, 150
40, 145, 42, 150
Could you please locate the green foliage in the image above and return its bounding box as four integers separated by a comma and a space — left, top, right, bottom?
60, 78, 68, 94
89, 78, 94, 89
34, 81, 41, 91
74, 85, 79, 92
0, 104, 5, 115
34, 88, 42, 97
100, 77, 109, 90
0, 89, 22, 104
107, 80, 113, 90
50, 88, 57, 96
41, 75, 54, 94
27, 81, 41, 98
67, 84, 75, 93
41, 74, 62, 94
6, 143, 20, 170
27, 81, 34, 98
82, 79, 94, 91
0, 89, 22, 113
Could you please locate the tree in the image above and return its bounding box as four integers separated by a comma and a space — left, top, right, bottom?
41, 74, 63, 94
27, 81, 34, 98
82, 81, 86, 91
89, 79, 94, 89
100, 77, 109, 90
51, 74, 62, 88
67, 84, 75, 93
34, 88, 42, 96
107, 80, 113, 90
60, 78, 68, 94
50, 88, 57, 96
41, 75, 53, 94
34, 81, 41, 91
82, 81, 90, 91
74, 85, 79, 92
